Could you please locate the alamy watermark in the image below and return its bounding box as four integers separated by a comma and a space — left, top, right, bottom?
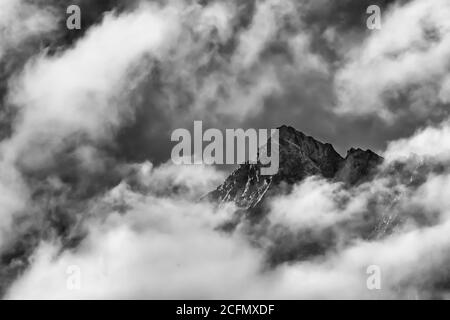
65, 4, 379, 31
66, 265, 81, 290
366, 265, 381, 290
66, 5, 81, 30
366, 5, 382, 30
171, 121, 279, 175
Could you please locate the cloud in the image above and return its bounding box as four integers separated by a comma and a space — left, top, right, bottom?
2, 0, 450, 300
0, 0, 59, 61
4, 154, 450, 299
335, 0, 450, 121
1, 0, 331, 166
0, 2, 185, 287
4, 3, 182, 171
384, 120, 450, 162
412, 173, 450, 219
268, 177, 359, 230
126, 160, 226, 199
0, 162, 29, 248
5, 162, 265, 299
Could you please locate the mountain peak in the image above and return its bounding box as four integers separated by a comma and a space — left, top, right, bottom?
277, 125, 324, 146
346, 147, 378, 157
277, 124, 305, 136
207, 126, 383, 209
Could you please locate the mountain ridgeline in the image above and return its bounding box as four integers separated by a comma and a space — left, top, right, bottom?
208, 125, 383, 209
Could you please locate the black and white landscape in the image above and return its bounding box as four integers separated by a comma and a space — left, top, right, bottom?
1, 0, 450, 299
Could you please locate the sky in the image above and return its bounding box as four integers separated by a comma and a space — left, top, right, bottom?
1, 0, 450, 299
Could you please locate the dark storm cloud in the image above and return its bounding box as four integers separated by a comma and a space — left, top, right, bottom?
3, 0, 415, 164
239, 0, 449, 157
0, 0, 434, 165
108, 0, 424, 163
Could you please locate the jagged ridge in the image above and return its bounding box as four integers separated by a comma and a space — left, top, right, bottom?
208, 125, 383, 209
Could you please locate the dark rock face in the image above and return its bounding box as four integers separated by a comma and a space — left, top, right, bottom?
275, 125, 344, 181
208, 125, 383, 209
335, 147, 383, 185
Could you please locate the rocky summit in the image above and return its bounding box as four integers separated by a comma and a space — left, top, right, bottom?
208, 125, 383, 209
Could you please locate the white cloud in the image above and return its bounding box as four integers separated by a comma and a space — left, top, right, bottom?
6, 156, 450, 299
4, 3, 182, 170
0, 162, 29, 248
268, 177, 357, 230
412, 173, 450, 220
5, 163, 264, 299
384, 120, 450, 162
0, 1, 184, 254
0, 0, 58, 61
130, 161, 225, 199
335, 0, 450, 121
